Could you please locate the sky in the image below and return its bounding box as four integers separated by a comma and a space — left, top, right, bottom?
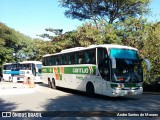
0, 0, 160, 39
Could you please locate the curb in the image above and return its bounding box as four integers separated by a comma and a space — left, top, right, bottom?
143, 92, 160, 95
0, 82, 38, 96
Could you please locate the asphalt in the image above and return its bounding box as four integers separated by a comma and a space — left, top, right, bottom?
0, 81, 160, 95
0, 81, 37, 95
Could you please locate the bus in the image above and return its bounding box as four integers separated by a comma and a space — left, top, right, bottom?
3, 61, 42, 83
42, 44, 151, 97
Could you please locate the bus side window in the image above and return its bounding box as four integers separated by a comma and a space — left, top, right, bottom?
69, 52, 76, 64
65, 54, 69, 65
61, 54, 68, 65
55, 57, 59, 65
49, 57, 52, 66
68, 54, 71, 65
58, 56, 62, 65
46, 58, 48, 66
86, 48, 96, 64
46, 57, 51, 66
61, 54, 65, 65
77, 51, 85, 64
51, 56, 56, 65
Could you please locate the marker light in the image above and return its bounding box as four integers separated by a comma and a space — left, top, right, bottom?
118, 84, 123, 88
118, 78, 124, 81
26, 71, 30, 74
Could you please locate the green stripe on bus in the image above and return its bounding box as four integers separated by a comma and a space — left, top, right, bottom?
42, 68, 53, 73
111, 84, 118, 87
42, 66, 96, 75
64, 66, 96, 75
59, 74, 62, 80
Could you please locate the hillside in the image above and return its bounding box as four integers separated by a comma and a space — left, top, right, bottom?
0, 22, 36, 65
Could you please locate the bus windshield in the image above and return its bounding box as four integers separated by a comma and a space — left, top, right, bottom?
110, 48, 138, 60
110, 48, 143, 83
36, 64, 42, 69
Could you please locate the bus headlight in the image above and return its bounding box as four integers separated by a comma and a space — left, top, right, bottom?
115, 87, 122, 90
113, 83, 123, 90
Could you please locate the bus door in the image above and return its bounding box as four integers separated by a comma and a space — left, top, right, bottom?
35, 64, 42, 82
97, 48, 111, 95
32, 63, 36, 76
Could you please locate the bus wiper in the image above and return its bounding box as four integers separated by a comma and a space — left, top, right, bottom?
125, 76, 130, 82
113, 73, 118, 81
133, 72, 140, 82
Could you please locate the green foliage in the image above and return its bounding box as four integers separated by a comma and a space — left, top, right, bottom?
0, 22, 36, 65
141, 23, 160, 83
59, 0, 150, 25
0, 23, 17, 64
33, 39, 56, 61
113, 17, 151, 49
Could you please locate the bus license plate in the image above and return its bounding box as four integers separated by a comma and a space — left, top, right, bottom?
127, 92, 133, 95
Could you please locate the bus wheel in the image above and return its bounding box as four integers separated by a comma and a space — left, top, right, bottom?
48, 79, 51, 88
86, 82, 95, 97
51, 79, 56, 89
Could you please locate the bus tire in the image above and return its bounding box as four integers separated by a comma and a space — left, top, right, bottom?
51, 78, 56, 89
48, 78, 51, 88
86, 82, 95, 97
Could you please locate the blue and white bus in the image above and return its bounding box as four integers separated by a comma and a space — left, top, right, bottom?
3, 61, 42, 83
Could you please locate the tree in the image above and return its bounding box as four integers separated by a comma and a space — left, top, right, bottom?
38, 28, 63, 39
141, 23, 160, 83
59, 0, 150, 27
112, 17, 151, 49
33, 39, 56, 61
0, 22, 18, 64
0, 22, 36, 64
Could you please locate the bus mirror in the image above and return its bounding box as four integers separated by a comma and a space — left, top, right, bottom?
110, 57, 116, 69
143, 59, 151, 71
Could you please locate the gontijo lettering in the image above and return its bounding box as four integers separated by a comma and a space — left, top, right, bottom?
72, 68, 89, 74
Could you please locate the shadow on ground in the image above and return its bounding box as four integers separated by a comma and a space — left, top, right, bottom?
37, 87, 159, 120
0, 98, 17, 111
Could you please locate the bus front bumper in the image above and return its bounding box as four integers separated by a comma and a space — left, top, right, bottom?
111, 88, 143, 97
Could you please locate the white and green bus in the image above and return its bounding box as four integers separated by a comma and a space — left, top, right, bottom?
42, 44, 150, 97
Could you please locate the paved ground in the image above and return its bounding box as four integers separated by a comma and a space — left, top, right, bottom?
0, 81, 159, 120
0, 81, 36, 95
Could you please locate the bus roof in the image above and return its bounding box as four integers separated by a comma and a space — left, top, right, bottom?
43, 44, 138, 57
20, 61, 42, 64
3, 63, 12, 65
3, 61, 42, 65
